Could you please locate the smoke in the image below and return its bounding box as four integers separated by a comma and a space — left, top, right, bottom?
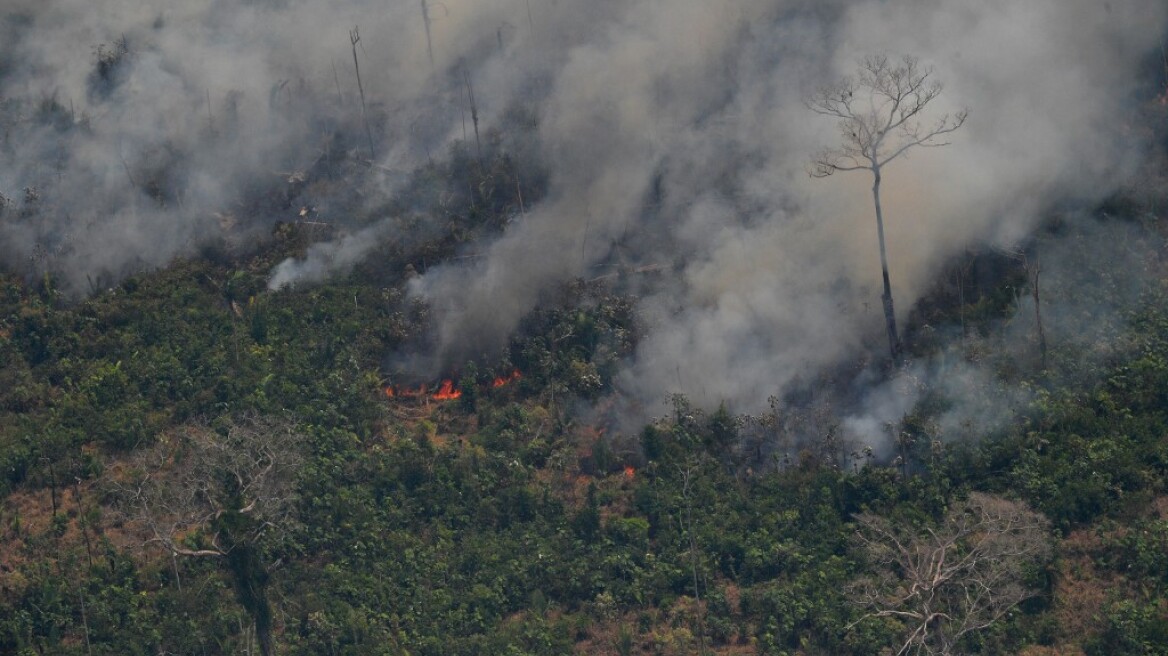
3, 0, 1165, 444
609, 0, 1165, 427
267, 223, 390, 291
408, 0, 1166, 431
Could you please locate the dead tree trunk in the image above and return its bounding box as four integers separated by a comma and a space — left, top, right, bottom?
1027, 254, 1047, 369
421, 0, 435, 70
871, 166, 901, 360
350, 27, 376, 160
462, 64, 482, 164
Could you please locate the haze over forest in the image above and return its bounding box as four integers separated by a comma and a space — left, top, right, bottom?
5, 2, 1168, 655
2, 0, 1167, 440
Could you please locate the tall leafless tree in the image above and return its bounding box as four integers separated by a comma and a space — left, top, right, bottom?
848, 492, 1051, 655
807, 54, 967, 360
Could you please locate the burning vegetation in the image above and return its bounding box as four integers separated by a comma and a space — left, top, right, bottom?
385, 369, 522, 402
385, 379, 461, 401
0, 2, 1166, 655
492, 368, 522, 388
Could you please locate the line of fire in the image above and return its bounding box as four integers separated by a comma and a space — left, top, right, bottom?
384, 368, 522, 401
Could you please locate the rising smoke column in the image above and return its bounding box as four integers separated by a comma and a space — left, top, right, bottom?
2, 0, 1165, 439
407, 0, 1167, 429
0, 0, 548, 294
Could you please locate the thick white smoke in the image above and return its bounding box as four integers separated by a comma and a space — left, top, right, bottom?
2, 0, 1165, 442
412, 0, 1167, 430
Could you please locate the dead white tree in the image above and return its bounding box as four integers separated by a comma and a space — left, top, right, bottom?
114, 416, 303, 558
110, 415, 305, 656
848, 492, 1052, 656
807, 54, 967, 360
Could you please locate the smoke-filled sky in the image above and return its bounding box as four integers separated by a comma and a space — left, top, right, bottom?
2, 0, 1165, 438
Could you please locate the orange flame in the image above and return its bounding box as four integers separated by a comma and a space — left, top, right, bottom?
388, 372, 510, 401
386, 384, 425, 398
386, 380, 460, 400
431, 379, 462, 400
623, 465, 635, 480
492, 368, 523, 388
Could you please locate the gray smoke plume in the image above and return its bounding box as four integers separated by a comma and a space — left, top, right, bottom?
410, 0, 1167, 432
2, 0, 1165, 445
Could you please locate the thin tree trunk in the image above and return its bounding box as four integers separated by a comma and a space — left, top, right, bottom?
871, 167, 901, 360
77, 584, 93, 656
46, 458, 59, 517
1031, 256, 1047, 369
421, 0, 435, 70
350, 28, 376, 160
580, 212, 591, 272
73, 477, 94, 569
957, 256, 967, 342
206, 89, 215, 136
680, 473, 709, 656
462, 65, 482, 164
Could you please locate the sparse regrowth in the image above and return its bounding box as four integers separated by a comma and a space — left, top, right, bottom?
808, 54, 967, 360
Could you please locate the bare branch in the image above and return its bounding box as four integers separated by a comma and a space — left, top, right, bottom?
806, 54, 967, 174
847, 493, 1051, 655
108, 414, 306, 560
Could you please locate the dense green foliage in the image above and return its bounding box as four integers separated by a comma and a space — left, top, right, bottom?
3, 219, 1168, 654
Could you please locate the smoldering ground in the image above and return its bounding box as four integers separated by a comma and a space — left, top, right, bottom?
1, 0, 1165, 452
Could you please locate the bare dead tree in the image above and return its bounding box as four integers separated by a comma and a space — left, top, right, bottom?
1026, 254, 1047, 369
515, 170, 525, 214
421, 0, 435, 69
848, 492, 1051, 656
114, 416, 302, 558
1160, 36, 1168, 102
110, 415, 305, 656
350, 27, 376, 160
807, 54, 967, 361
205, 89, 215, 137
496, 22, 514, 54
462, 61, 482, 164
331, 60, 343, 106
